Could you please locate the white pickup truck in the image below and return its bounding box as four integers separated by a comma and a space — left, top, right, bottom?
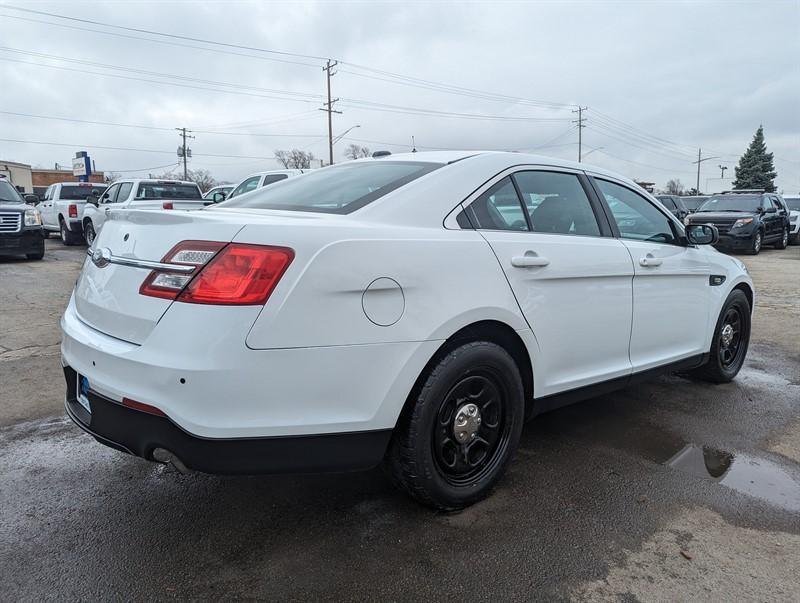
39, 182, 108, 245
82, 179, 206, 246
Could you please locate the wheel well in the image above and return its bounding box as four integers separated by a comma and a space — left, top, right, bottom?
733, 283, 753, 311
396, 320, 534, 427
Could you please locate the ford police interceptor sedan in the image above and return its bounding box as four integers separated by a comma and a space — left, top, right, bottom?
61, 151, 753, 510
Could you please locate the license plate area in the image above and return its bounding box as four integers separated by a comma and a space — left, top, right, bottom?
76, 373, 92, 414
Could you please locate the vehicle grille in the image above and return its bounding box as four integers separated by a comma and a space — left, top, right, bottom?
690, 219, 736, 235
0, 212, 22, 233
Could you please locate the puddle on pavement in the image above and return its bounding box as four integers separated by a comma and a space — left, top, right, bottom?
666, 444, 800, 512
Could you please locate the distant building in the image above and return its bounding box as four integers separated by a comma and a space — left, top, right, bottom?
0, 162, 105, 197
0, 160, 33, 193
31, 169, 106, 198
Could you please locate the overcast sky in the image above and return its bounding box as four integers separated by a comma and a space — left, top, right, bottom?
1, 0, 798, 192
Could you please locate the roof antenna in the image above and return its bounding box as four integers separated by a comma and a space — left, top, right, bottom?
411, 136, 417, 153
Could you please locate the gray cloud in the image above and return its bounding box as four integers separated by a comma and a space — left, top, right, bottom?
1, 0, 797, 192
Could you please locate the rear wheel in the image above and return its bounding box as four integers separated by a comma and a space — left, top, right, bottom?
26, 248, 44, 260
774, 228, 789, 249
746, 231, 762, 255
60, 219, 80, 246
386, 341, 525, 510
689, 289, 751, 383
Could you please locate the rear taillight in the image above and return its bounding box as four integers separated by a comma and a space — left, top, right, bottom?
122, 397, 167, 417
139, 241, 293, 305
68, 204, 77, 218
162, 202, 174, 210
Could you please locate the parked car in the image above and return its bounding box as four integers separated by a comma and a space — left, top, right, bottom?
226, 169, 305, 200
681, 195, 709, 214
203, 184, 234, 203
0, 177, 44, 260
62, 152, 753, 510
687, 190, 790, 254
783, 195, 800, 245
38, 182, 108, 245
656, 195, 689, 221
82, 179, 205, 246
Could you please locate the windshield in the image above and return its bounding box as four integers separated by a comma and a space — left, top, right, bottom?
0, 181, 24, 203
696, 195, 761, 212
218, 161, 442, 214
60, 185, 107, 200
681, 196, 708, 211
135, 183, 201, 200
784, 197, 800, 211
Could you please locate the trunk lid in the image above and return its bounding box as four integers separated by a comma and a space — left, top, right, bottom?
74, 209, 248, 344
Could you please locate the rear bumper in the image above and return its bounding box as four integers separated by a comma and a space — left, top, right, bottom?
63, 365, 392, 474
0, 228, 45, 255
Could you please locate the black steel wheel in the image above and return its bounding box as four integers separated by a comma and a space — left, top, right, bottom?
689, 289, 751, 383
387, 340, 525, 510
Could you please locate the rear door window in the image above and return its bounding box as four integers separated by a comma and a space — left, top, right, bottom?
514, 171, 601, 236
117, 182, 133, 202
230, 176, 261, 198
262, 174, 289, 186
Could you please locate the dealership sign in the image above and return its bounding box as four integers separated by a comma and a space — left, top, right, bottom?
72, 151, 92, 181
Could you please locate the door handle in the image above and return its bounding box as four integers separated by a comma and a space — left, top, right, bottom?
511, 252, 550, 268
639, 254, 663, 267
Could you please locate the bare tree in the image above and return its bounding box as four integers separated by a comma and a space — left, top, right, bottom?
665, 179, 685, 195
274, 149, 316, 169
104, 171, 122, 183
154, 168, 217, 192
344, 144, 371, 161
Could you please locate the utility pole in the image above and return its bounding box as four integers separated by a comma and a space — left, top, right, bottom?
572, 106, 587, 162
719, 164, 728, 180
321, 60, 341, 166
176, 128, 194, 180
691, 149, 720, 193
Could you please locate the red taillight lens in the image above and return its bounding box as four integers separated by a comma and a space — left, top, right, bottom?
162, 202, 174, 210
139, 241, 293, 305
178, 244, 294, 305
68, 204, 77, 218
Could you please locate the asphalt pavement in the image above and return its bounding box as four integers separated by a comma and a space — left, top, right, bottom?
1, 239, 799, 601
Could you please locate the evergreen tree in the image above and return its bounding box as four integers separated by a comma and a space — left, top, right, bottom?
732, 125, 777, 192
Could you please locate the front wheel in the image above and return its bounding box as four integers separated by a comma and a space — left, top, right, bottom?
84, 221, 96, 247
746, 231, 762, 255
689, 289, 751, 383
386, 341, 525, 510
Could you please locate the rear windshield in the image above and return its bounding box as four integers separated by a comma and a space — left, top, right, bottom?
218, 161, 442, 214
696, 195, 761, 212
681, 196, 708, 211
784, 197, 800, 211
135, 183, 201, 200
60, 185, 107, 200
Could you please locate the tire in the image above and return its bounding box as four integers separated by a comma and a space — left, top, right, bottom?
84, 221, 96, 247
60, 219, 80, 246
790, 232, 800, 246
773, 228, 789, 249
386, 341, 525, 510
746, 230, 762, 255
26, 249, 44, 260
41, 229, 50, 239
689, 289, 751, 383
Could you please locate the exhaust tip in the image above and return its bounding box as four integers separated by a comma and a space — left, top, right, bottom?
152, 447, 191, 474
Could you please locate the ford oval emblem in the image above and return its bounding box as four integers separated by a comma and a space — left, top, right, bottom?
91, 247, 112, 268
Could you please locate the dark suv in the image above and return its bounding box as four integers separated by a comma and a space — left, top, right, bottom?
0, 179, 45, 260
687, 190, 790, 254
656, 195, 689, 221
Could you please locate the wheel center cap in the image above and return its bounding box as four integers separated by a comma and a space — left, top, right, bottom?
721, 324, 734, 347
453, 403, 481, 444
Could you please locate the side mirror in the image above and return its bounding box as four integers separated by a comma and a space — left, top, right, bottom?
686, 223, 719, 246
764, 206, 777, 214
24, 194, 39, 205
212, 191, 227, 203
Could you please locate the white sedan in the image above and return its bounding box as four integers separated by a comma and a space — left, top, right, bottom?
61, 151, 753, 509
